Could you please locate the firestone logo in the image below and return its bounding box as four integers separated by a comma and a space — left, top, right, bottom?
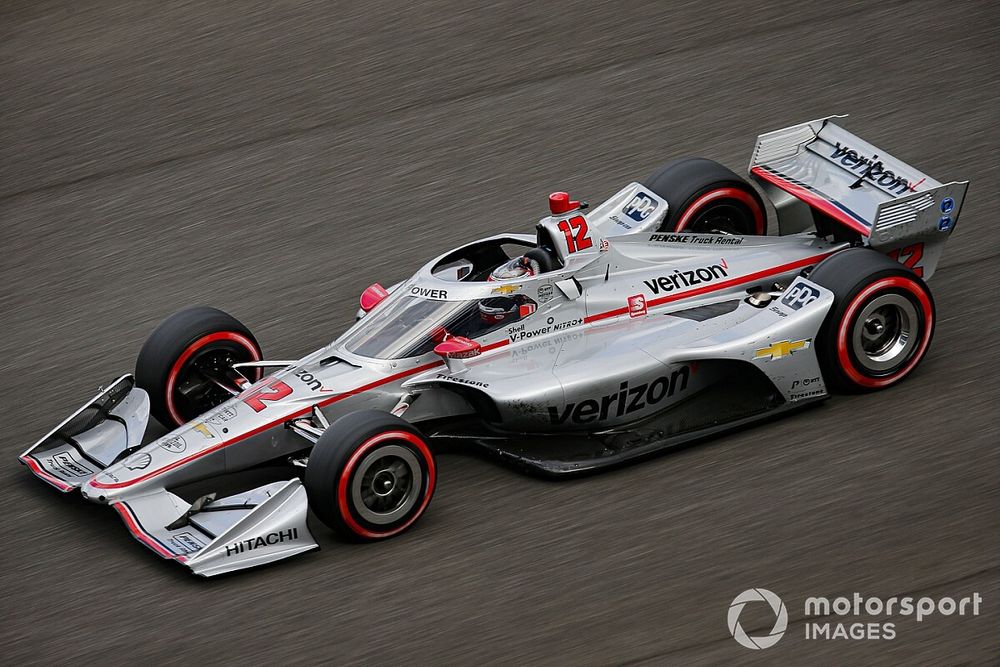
728, 588, 788, 650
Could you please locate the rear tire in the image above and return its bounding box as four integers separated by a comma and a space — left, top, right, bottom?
809, 249, 935, 392
643, 157, 766, 235
135, 306, 261, 428
305, 410, 436, 541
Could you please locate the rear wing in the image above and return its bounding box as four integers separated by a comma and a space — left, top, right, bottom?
748, 116, 969, 278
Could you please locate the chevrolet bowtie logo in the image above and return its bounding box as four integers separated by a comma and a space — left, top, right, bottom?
754, 339, 811, 360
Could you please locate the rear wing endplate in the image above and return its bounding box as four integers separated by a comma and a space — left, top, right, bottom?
748, 115, 969, 278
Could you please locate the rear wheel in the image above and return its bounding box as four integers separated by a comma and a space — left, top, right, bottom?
809, 249, 935, 391
305, 410, 436, 541
135, 306, 261, 427
643, 157, 766, 235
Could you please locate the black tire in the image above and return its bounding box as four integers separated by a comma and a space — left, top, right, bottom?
305, 410, 436, 541
643, 157, 767, 235
808, 248, 935, 392
135, 306, 262, 428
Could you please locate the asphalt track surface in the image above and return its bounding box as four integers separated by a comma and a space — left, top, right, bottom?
2, 1, 998, 664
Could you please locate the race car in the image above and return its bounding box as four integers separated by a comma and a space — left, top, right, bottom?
19, 115, 969, 576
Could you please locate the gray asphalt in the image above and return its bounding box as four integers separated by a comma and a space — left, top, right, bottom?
2, 1, 998, 664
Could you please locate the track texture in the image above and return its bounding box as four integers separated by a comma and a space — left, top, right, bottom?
2, 1, 998, 664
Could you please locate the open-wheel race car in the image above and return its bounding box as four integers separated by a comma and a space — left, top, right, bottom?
19, 116, 969, 576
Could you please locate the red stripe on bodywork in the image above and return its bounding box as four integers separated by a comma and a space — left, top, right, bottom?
584, 251, 836, 324
20, 455, 75, 492
113, 502, 181, 560
751, 166, 872, 237
90, 339, 511, 490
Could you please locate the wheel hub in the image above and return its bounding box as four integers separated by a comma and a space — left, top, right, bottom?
352, 445, 422, 525
851, 294, 919, 374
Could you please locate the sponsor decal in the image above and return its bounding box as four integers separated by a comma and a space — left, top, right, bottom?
410, 286, 449, 299
225, 528, 299, 557
435, 373, 489, 388
623, 191, 658, 222
242, 379, 293, 412
628, 294, 647, 318
790, 376, 821, 391
548, 366, 692, 424
124, 452, 152, 470
830, 142, 923, 195
599, 237, 610, 252
205, 406, 238, 425
169, 531, 206, 555
780, 282, 821, 311
649, 233, 743, 245
160, 435, 186, 453
537, 284, 555, 303
192, 423, 214, 439
507, 316, 581, 342
754, 339, 811, 361
769, 305, 788, 318
642, 261, 729, 295
293, 368, 332, 393
790, 388, 825, 401
491, 284, 521, 295
47, 451, 93, 477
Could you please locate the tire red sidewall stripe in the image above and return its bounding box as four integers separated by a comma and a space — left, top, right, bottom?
337, 430, 436, 539
164, 331, 261, 427
675, 187, 766, 235
836, 276, 934, 389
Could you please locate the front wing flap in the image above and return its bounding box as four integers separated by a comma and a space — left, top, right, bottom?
114, 479, 318, 576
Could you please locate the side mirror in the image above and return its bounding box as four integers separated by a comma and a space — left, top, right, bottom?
433, 336, 481, 360
360, 283, 390, 312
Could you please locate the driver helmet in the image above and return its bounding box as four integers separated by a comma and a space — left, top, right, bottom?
488, 256, 537, 281
478, 296, 519, 325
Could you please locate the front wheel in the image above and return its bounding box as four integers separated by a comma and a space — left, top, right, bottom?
304, 410, 436, 541
135, 306, 262, 428
809, 248, 935, 392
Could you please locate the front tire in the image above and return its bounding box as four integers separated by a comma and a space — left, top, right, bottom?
305, 410, 436, 541
135, 306, 262, 428
643, 157, 767, 235
809, 249, 935, 392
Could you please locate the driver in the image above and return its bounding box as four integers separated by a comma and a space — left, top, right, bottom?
488, 255, 540, 281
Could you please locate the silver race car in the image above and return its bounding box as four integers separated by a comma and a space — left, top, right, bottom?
20, 116, 969, 576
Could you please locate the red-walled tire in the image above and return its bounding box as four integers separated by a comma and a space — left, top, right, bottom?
135, 306, 262, 428
809, 249, 935, 392
643, 158, 767, 235
305, 410, 436, 541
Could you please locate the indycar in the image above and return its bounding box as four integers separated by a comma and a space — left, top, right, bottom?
19, 116, 968, 576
